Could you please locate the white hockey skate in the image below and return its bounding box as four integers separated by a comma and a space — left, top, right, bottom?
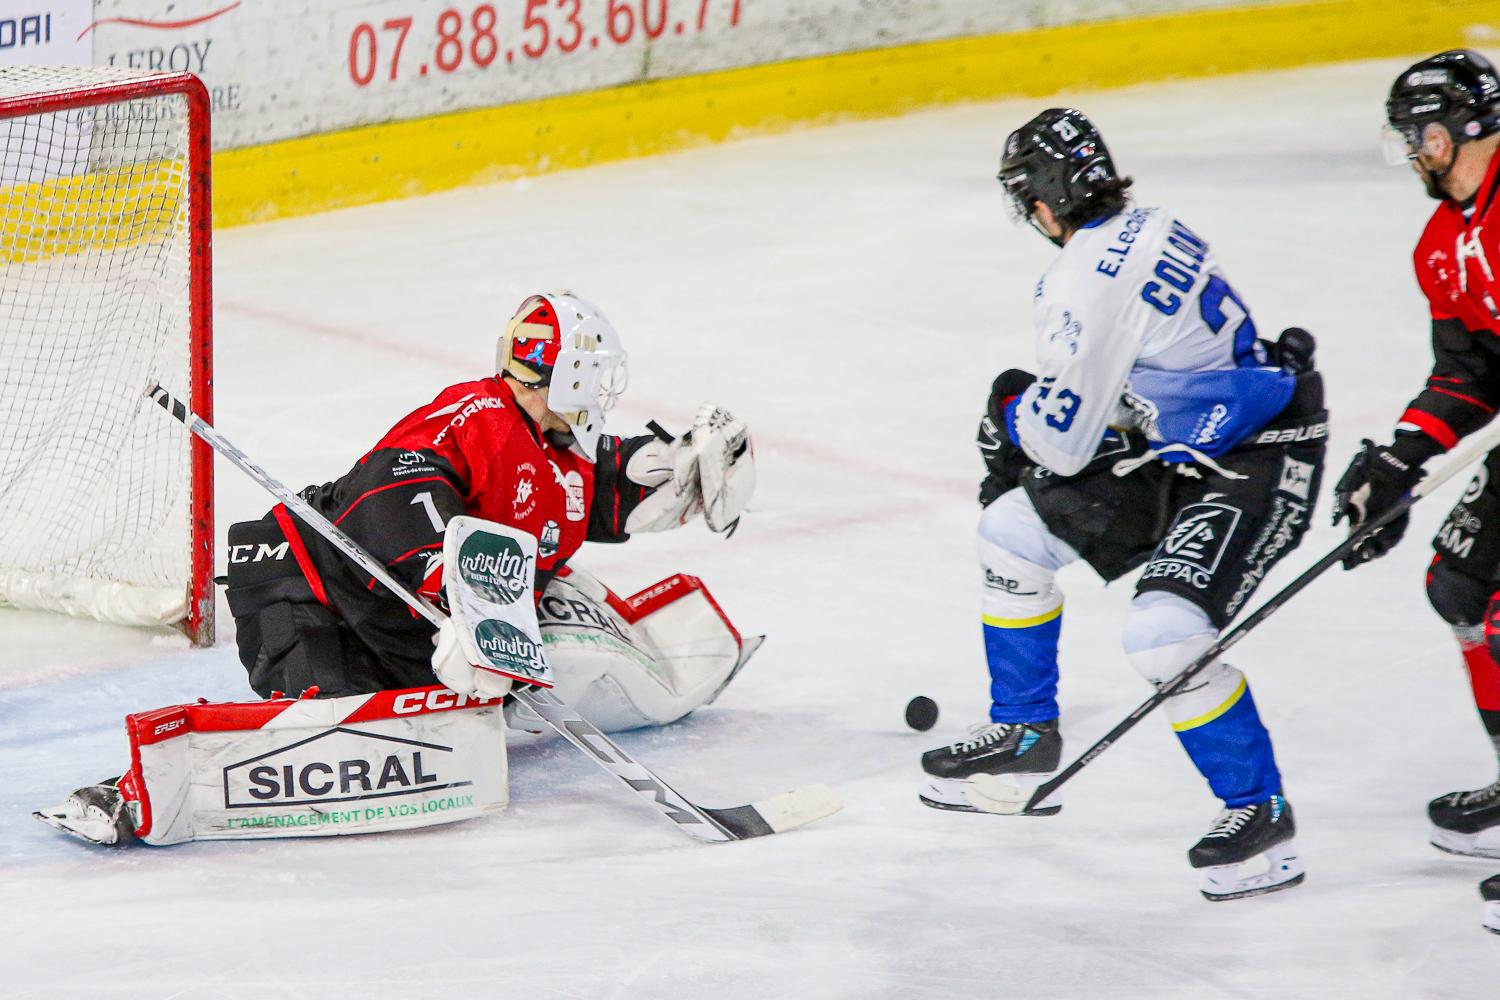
1188, 794, 1305, 902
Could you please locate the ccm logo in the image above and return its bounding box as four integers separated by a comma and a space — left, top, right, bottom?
1254, 423, 1328, 445
228, 542, 290, 564
154, 718, 186, 737
392, 689, 499, 714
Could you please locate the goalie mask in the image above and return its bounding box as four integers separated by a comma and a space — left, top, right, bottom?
498, 291, 628, 461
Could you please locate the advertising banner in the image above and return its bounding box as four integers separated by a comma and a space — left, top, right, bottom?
3, 0, 1267, 149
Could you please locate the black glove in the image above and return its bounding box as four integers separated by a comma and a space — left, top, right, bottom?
978, 369, 1036, 506
1332, 438, 1427, 568
1273, 327, 1316, 374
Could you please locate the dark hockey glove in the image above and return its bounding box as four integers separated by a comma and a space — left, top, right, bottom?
978, 369, 1036, 506
1332, 438, 1427, 569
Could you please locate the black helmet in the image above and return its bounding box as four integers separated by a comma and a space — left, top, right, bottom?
998, 108, 1127, 240
1386, 49, 1500, 157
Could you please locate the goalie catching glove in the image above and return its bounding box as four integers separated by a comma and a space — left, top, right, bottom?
624, 402, 756, 534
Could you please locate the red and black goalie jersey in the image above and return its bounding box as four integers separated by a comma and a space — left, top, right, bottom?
224, 376, 654, 684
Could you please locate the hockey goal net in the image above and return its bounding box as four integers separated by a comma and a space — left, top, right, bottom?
0, 67, 213, 645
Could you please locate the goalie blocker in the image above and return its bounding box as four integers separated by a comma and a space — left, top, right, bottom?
35, 564, 760, 845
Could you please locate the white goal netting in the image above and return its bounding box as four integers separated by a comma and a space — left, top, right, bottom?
0, 67, 209, 634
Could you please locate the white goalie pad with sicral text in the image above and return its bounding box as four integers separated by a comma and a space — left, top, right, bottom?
123, 687, 508, 845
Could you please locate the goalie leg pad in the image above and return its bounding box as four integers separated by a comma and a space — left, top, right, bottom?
83, 688, 509, 846
538, 567, 757, 732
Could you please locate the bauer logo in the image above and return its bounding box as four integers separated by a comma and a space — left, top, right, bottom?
473, 619, 545, 676
457, 532, 532, 606
221, 728, 467, 809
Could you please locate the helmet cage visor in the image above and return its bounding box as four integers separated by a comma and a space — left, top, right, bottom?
545, 322, 628, 460
1381, 120, 1452, 166
999, 168, 1035, 225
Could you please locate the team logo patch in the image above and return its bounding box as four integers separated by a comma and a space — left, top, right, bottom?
562, 469, 586, 522
1277, 457, 1315, 501
513, 461, 539, 518
473, 619, 546, 676
538, 519, 561, 558
1141, 502, 1242, 590
456, 531, 532, 606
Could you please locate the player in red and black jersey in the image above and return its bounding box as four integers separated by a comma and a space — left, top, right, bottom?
1334, 50, 1500, 859
224, 291, 755, 702
33, 293, 762, 848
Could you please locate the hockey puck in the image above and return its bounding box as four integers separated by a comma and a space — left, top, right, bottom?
905, 696, 939, 732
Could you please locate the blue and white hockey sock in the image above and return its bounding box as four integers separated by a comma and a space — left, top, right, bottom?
980, 544, 1065, 724
1169, 670, 1282, 807
1124, 593, 1281, 806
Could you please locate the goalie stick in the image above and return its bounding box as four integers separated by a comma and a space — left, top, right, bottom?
147, 384, 840, 842
972, 417, 1500, 816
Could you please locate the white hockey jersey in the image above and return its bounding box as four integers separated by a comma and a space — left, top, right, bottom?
1009, 207, 1295, 477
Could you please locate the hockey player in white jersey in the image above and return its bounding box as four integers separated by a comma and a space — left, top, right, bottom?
920, 108, 1328, 900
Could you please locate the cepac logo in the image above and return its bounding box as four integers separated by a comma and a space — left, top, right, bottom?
222, 728, 467, 808
457, 532, 531, 606
473, 619, 544, 676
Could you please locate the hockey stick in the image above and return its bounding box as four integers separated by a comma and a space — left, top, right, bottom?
975, 420, 1500, 816
147, 385, 841, 842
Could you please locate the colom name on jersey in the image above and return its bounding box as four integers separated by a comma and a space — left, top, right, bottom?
1139, 220, 1211, 315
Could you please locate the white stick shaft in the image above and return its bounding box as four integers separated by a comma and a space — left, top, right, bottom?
1412, 416, 1500, 498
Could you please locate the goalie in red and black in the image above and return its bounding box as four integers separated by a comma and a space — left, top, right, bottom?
36, 291, 761, 847
1335, 50, 1500, 861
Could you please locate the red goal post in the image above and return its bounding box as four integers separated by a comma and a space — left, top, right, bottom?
0, 67, 214, 646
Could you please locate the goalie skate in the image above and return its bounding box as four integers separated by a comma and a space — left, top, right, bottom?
1428, 778, 1500, 859
919, 720, 1062, 815
33, 778, 136, 847
1189, 794, 1305, 901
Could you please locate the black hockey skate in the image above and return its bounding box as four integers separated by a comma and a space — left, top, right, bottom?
918, 720, 1062, 815
1482, 874, 1500, 935
1428, 778, 1500, 859
1188, 793, 1304, 901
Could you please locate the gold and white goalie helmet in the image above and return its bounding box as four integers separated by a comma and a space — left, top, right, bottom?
498, 291, 628, 460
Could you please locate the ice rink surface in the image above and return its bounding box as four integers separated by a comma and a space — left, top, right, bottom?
4, 57, 1499, 998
